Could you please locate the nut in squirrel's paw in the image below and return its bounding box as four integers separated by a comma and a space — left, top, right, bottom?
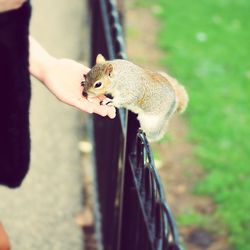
81, 54, 189, 141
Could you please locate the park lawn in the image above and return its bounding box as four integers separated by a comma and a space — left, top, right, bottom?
150, 0, 250, 249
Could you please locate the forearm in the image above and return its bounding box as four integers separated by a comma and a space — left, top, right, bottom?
29, 36, 56, 82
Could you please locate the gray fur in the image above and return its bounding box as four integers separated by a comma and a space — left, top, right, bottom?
84, 58, 188, 141
108, 60, 178, 141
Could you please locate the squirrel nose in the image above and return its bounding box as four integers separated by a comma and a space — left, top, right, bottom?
82, 91, 88, 98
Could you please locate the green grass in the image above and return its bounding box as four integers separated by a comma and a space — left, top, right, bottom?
149, 0, 250, 249
177, 211, 210, 227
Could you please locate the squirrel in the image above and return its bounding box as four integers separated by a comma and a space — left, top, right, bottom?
81, 54, 188, 141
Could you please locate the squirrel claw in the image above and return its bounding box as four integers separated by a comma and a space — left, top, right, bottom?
100, 98, 114, 106
106, 102, 114, 106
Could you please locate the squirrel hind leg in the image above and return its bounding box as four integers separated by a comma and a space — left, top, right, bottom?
146, 130, 166, 142
138, 113, 168, 142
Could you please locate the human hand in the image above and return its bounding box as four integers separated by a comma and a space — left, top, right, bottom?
0, 0, 27, 13
40, 58, 116, 118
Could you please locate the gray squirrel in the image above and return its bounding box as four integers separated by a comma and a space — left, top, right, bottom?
81, 54, 188, 141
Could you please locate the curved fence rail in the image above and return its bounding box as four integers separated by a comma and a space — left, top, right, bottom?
88, 0, 183, 249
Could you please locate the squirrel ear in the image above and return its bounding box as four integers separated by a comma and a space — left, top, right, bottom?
104, 63, 113, 76
96, 54, 106, 64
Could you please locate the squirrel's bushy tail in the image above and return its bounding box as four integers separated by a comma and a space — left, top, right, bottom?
174, 83, 188, 113
159, 72, 189, 114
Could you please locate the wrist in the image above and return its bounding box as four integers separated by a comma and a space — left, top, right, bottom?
29, 36, 57, 82
30, 54, 58, 83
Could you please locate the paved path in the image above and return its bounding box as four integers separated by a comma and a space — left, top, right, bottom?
0, 1, 86, 249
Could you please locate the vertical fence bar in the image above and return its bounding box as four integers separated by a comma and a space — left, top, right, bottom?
88, 1, 127, 249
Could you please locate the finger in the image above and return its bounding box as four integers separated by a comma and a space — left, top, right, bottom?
107, 106, 116, 119
92, 104, 110, 117
88, 98, 116, 118
87, 97, 102, 105
74, 97, 116, 118
74, 98, 110, 117
72, 99, 94, 114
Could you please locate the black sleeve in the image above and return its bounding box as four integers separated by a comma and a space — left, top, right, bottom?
0, 1, 32, 188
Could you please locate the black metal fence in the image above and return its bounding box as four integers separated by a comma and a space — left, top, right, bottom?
88, 1, 182, 249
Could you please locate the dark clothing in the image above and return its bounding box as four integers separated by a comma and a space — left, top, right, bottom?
0, 2, 32, 188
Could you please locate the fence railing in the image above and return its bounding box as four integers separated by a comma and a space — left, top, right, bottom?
88, 1, 183, 249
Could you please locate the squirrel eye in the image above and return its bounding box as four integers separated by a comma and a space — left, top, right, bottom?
94, 81, 102, 88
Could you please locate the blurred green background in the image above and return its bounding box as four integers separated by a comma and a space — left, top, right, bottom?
131, 0, 250, 249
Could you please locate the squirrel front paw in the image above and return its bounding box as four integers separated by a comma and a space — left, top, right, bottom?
100, 98, 114, 106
